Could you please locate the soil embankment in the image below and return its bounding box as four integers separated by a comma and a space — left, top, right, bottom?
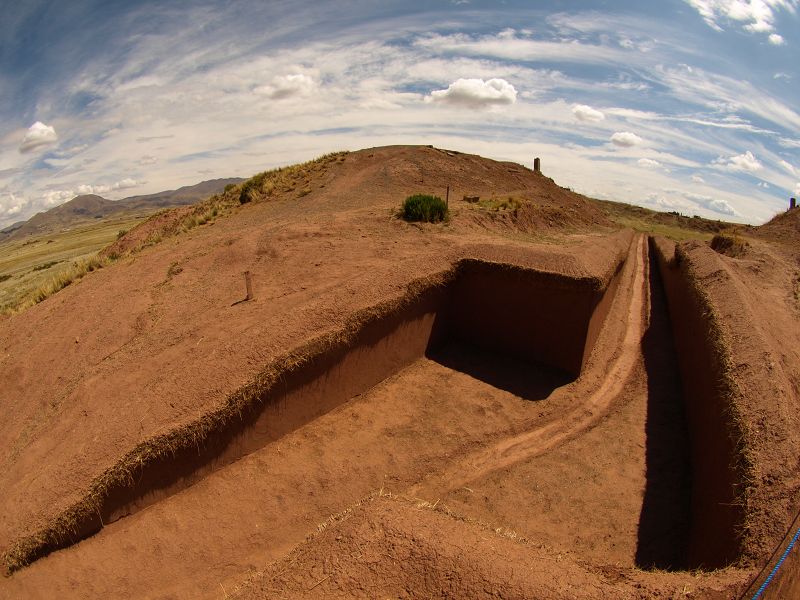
650, 237, 746, 568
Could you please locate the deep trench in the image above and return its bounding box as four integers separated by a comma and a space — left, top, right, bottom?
22, 244, 743, 573
635, 246, 692, 570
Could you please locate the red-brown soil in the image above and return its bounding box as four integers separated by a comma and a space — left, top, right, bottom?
0, 145, 798, 598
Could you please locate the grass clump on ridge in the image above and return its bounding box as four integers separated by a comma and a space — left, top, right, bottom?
402, 194, 448, 223
710, 231, 748, 257
20, 256, 109, 310
238, 151, 347, 205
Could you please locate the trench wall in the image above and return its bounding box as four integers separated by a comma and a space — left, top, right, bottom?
6, 253, 626, 572
649, 237, 744, 569
448, 259, 622, 377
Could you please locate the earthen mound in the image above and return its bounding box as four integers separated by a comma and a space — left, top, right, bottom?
1, 145, 798, 599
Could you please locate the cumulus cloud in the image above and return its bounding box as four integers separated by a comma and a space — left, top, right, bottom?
684, 0, 796, 36
769, 33, 786, 44
113, 178, 142, 190
572, 104, 605, 122
685, 191, 737, 216
74, 178, 143, 197
0, 193, 27, 217
611, 131, 643, 147
637, 158, 661, 168
76, 184, 111, 195
692, 174, 706, 183
427, 78, 517, 109
254, 73, 316, 99
42, 189, 74, 207
19, 121, 58, 153
713, 150, 763, 172
646, 193, 689, 211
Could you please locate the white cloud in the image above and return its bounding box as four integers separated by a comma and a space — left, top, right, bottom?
139, 155, 157, 165
692, 174, 706, 183
0, 193, 26, 217
713, 150, 763, 172
76, 184, 111, 195
795, 182, 800, 195
684, 0, 797, 36
427, 78, 517, 109
769, 33, 786, 44
254, 73, 315, 100
42, 189, 74, 207
19, 121, 58, 153
74, 179, 142, 196
684, 191, 737, 215
774, 72, 791, 80
415, 30, 627, 66
637, 158, 661, 168
572, 104, 605, 122
779, 160, 797, 176
113, 178, 144, 190
611, 131, 643, 147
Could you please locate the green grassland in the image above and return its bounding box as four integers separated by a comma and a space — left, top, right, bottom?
594, 198, 744, 241
0, 213, 149, 313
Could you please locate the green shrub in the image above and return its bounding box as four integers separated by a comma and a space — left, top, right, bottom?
239, 180, 256, 204
402, 194, 448, 223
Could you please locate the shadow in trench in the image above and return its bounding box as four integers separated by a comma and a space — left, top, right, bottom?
635, 248, 693, 570
427, 341, 573, 402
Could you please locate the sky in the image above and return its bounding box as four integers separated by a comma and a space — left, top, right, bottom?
0, 0, 798, 228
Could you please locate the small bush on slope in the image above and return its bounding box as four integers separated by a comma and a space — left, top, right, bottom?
402, 194, 448, 223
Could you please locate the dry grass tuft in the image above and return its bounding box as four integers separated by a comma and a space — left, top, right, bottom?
13, 256, 110, 312
710, 231, 748, 257
237, 152, 346, 205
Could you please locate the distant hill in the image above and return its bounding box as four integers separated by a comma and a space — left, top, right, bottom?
1, 178, 243, 241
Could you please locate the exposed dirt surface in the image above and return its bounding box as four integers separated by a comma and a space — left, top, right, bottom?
0, 145, 798, 598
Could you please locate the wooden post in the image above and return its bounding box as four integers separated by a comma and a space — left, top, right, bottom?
446, 185, 450, 208
244, 271, 253, 301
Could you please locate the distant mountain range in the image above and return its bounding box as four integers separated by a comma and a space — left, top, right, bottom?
0, 178, 244, 241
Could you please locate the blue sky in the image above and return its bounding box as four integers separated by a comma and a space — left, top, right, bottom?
1, 0, 798, 227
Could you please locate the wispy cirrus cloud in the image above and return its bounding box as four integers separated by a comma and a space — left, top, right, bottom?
0, 2, 797, 228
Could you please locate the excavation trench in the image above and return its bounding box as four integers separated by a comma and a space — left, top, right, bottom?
11, 238, 751, 576
649, 237, 747, 570
14, 257, 623, 570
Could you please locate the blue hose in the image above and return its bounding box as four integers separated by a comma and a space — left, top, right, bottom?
751, 525, 800, 599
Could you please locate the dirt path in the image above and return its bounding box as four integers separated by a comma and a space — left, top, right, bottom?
408, 234, 647, 499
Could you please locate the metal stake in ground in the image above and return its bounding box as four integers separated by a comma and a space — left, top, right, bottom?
446, 185, 450, 208
245, 271, 253, 301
